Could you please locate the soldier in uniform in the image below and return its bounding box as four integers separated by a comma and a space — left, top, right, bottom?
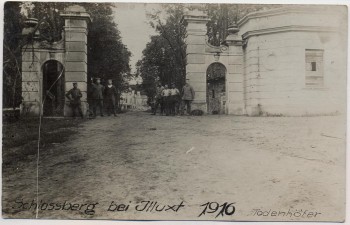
152, 84, 164, 115
169, 83, 180, 116
65, 82, 83, 118
91, 77, 105, 117
105, 79, 118, 117
181, 79, 195, 115
161, 84, 171, 116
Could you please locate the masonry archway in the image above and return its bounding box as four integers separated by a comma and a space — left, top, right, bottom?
182, 11, 244, 115
42, 60, 65, 116
21, 5, 90, 117
206, 62, 227, 114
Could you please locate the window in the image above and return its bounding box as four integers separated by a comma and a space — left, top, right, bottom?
305, 49, 324, 87
311, 62, 317, 71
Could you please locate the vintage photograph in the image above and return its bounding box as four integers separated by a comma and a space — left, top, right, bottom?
2, 1, 347, 222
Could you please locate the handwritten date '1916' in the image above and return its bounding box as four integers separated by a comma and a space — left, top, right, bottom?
198, 202, 235, 218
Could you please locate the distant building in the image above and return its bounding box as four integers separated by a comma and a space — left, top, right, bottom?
120, 75, 148, 110
182, 5, 347, 116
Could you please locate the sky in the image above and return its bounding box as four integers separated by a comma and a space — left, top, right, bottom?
112, 3, 163, 74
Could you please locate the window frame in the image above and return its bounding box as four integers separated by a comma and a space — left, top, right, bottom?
305, 49, 324, 88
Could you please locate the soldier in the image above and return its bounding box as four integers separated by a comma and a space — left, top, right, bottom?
91, 77, 105, 117
65, 82, 83, 118
170, 83, 180, 116
161, 84, 171, 116
181, 79, 195, 115
105, 79, 118, 117
152, 84, 164, 115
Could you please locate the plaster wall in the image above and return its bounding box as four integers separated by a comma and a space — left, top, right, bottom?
243, 33, 346, 115
239, 6, 347, 116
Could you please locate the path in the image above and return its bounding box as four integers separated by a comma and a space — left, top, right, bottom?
2, 112, 346, 221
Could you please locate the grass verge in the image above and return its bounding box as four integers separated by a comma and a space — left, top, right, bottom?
2, 117, 84, 167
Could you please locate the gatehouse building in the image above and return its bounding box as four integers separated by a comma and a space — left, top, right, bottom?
20, 5, 347, 117
182, 5, 347, 116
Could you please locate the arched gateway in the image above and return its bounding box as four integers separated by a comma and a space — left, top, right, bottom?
20, 5, 90, 117
181, 10, 244, 115
42, 60, 65, 116
206, 62, 226, 114
182, 6, 346, 116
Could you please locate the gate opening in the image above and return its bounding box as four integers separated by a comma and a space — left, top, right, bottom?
206, 63, 226, 114
42, 60, 65, 116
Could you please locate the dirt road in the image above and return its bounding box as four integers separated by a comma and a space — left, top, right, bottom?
2, 112, 346, 221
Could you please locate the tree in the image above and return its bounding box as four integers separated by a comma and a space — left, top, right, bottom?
204, 4, 282, 46
139, 4, 187, 101
3, 2, 23, 109
86, 3, 131, 84
137, 36, 165, 100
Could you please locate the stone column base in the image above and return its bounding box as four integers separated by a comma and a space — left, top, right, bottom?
64, 102, 89, 117
191, 101, 207, 114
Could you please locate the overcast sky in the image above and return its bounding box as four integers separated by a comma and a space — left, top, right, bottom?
113, 3, 163, 74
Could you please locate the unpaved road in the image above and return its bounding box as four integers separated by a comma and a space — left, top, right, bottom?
2, 112, 346, 221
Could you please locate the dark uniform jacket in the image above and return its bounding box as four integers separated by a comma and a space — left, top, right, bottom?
155, 87, 164, 100
66, 88, 82, 104
182, 84, 195, 100
91, 83, 105, 99
105, 85, 118, 101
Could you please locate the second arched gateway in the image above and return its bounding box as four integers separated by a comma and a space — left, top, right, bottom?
182, 6, 346, 116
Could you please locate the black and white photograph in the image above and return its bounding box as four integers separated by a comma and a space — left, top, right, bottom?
1, 0, 348, 222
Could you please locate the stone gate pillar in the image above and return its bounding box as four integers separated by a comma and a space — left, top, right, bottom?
60, 5, 91, 117
182, 10, 210, 113
20, 18, 42, 116
21, 19, 66, 116
225, 25, 245, 115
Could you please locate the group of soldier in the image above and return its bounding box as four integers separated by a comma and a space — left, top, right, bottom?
151, 80, 195, 116
65, 78, 118, 118
65, 78, 196, 118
